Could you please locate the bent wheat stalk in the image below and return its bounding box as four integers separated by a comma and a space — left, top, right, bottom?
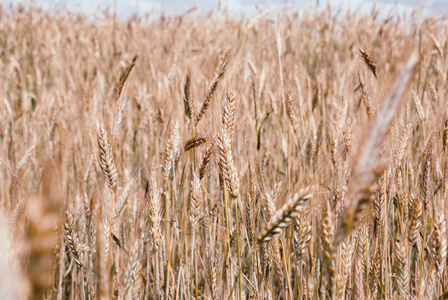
258, 187, 312, 243
112, 55, 138, 103
195, 60, 226, 125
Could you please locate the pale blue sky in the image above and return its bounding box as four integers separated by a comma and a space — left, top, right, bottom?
2, 0, 447, 18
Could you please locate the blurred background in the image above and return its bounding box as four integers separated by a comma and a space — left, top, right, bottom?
1, 0, 447, 18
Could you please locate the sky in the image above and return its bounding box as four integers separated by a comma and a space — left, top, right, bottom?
2, 0, 447, 18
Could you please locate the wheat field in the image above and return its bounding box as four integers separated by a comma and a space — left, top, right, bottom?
1, 3, 448, 299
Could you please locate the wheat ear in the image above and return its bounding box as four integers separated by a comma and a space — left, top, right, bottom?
183, 71, 192, 119
359, 48, 377, 78
97, 121, 118, 193
184, 135, 208, 152
216, 128, 239, 199
199, 146, 213, 180
258, 187, 312, 243
112, 54, 138, 102
222, 90, 237, 137
195, 60, 226, 125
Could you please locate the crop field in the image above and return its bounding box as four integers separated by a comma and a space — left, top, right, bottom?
1, 3, 448, 299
